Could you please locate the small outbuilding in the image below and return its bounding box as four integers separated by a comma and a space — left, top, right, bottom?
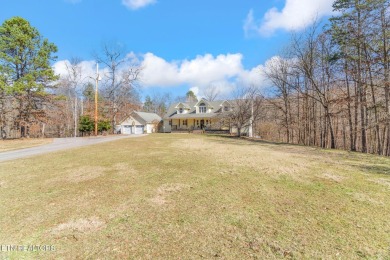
119, 111, 162, 135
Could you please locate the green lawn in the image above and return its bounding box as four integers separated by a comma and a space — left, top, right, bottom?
0, 134, 389, 259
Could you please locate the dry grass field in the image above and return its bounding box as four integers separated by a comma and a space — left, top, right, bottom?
0, 134, 389, 259
0, 138, 53, 152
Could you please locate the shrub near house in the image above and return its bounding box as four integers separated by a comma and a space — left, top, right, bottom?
78, 116, 111, 136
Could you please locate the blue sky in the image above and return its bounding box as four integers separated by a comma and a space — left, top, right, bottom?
1, 0, 335, 100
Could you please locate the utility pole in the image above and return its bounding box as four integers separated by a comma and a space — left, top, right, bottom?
94, 63, 99, 136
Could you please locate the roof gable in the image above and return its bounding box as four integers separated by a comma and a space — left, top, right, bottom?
220, 100, 232, 107
194, 98, 213, 108
133, 111, 162, 123
175, 102, 191, 109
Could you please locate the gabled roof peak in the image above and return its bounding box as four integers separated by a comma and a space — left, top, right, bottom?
194, 98, 211, 107
175, 102, 191, 109
220, 100, 232, 106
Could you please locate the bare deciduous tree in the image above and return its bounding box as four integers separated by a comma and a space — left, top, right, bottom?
94, 43, 142, 131
203, 84, 220, 101
259, 0, 390, 155
225, 86, 263, 137
57, 57, 83, 137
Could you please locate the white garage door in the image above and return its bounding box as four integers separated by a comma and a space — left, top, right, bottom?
122, 125, 131, 134
134, 126, 144, 134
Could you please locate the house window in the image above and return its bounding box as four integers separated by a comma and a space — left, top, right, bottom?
199, 103, 206, 113
169, 120, 172, 126
224, 106, 229, 112
179, 108, 183, 114
183, 120, 187, 126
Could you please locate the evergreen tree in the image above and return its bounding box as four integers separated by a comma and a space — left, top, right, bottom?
186, 90, 198, 102
0, 17, 58, 136
98, 119, 111, 132
143, 95, 153, 112
78, 115, 94, 135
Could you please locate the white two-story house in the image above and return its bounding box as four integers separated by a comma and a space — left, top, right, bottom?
162, 98, 234, 133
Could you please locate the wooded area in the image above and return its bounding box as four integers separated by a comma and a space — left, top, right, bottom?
0, 17, 142, 138
260, 0, 390, 155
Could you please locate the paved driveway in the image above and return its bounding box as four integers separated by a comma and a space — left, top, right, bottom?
0, 134, 146, 163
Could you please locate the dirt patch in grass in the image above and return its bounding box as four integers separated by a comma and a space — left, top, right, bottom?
113, 162, 138, 176
352, 193, 384, 205
47, 166, 107, 184
51, 217, 106, 235
150, 183, 191, 206
66, 166, 106, 183
0, 138, 53, 152
319, 172, 346, 183
219, 169, 239, 175
113, 162, 128, 171
369, 178, 390, 188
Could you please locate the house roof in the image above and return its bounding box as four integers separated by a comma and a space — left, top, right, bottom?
163, 100, 232, 119
164, 102, 197, 119
133, 111, 162, 123
175, 102, 191, 109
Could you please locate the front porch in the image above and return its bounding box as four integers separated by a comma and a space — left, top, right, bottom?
169, 118, 228, 131
165, 117, 231, 134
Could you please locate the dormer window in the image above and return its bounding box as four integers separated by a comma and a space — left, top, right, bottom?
221, 101, 231, 112
179, 108, 183, 114
199, 103, 206, 113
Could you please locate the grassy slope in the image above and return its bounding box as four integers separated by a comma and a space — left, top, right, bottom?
0, 138, 53, 152
0, 134, 389, 259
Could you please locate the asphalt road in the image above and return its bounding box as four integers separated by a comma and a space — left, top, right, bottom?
0, 134, 146, 163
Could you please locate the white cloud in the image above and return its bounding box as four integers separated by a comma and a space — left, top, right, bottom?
53, 60, 99, 80
53, 60, 110, 93
238, 64, 265, 87
189, 87, 199, 99
243, 9, 257, 38
53, 52, 268, 97
140, 52, 266, 97
141, 53, 245, 87
244, 0, 335, 36
122, 0, 156, 10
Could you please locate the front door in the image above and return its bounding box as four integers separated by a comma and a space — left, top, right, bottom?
200, 119, 205, 129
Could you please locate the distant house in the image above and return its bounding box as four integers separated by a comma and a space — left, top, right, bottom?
118, 111, 161, 134
163, 98, 241, 133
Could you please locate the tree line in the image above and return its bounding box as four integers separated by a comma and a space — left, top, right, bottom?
0, 17, 142, 138
260, 0, 390, 155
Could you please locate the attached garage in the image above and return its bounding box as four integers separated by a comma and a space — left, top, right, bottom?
121, 125, 144, 134
122, 125, 132, 134
134, 125, 144, 134
118, 111, 161, 135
